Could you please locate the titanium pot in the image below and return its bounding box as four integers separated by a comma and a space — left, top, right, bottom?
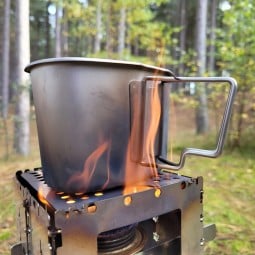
25, 58, 172, 193
26, 58, 237, 193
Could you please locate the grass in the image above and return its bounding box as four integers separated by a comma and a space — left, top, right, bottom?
0, 117, 40, 254
0, 116, 255, 254
181, 153, 255, 255
171, 120, 255, 254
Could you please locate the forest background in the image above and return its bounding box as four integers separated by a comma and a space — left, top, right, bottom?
0, 0, 255, 254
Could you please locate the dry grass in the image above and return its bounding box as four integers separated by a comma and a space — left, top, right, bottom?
0, 117, 40, 254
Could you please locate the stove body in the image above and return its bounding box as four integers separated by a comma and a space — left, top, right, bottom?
11, 168, 209, 255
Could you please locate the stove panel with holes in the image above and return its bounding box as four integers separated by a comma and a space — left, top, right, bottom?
11, 168, 205, 255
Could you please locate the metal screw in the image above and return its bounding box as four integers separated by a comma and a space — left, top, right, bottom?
200, 238, 205, 246
24, 226, 32, 234
152, 216, 158, 223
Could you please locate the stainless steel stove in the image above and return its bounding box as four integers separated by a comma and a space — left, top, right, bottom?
12, 168, 214, 255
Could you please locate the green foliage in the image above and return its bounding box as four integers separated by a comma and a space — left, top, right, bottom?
29, 0, 181, 65
216, 0, 255, 147
217, 1, 255, 80
30, 0, 52, 58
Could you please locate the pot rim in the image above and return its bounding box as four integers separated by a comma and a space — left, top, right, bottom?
25, 57, 172, 75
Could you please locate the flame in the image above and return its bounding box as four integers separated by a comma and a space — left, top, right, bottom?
123, 76, 162, 195
144, 79, 161, 177
123, 90, 148, 194
38, 186, 50, 206
123, 46, 167, 195
123, 42, 165, 195
123, 185, 151, 195
68, 140, 111, 192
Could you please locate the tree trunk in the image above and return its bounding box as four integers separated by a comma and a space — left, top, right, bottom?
134, 37, 139, 56
14, 0, 30, 155
195, 0, 208, 76
1, 0, 11, 159
1, 0, 10, 119
94, 0, 102, 53
195, 0, 209, 134
118, 5, 126, 58
106, 2, 113, 56
179, 0, 187, 75
232, 89, 247, 148
55, 4, 61, 57
61, 8, 68, 56
45, 1, 51, 57
208, 0, 217, 75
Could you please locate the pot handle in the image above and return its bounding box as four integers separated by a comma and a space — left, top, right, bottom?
142, 75, 237, 171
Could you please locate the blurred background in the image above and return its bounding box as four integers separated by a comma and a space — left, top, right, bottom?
0, 0, 254, 254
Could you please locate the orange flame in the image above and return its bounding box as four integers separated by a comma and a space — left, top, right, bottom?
144, 79, 161, 178
68, 140, 111, 192
123, 77, 162, 195
38, 186, 50, 206
123, 92, 148, 194
123, 46, 166, 195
